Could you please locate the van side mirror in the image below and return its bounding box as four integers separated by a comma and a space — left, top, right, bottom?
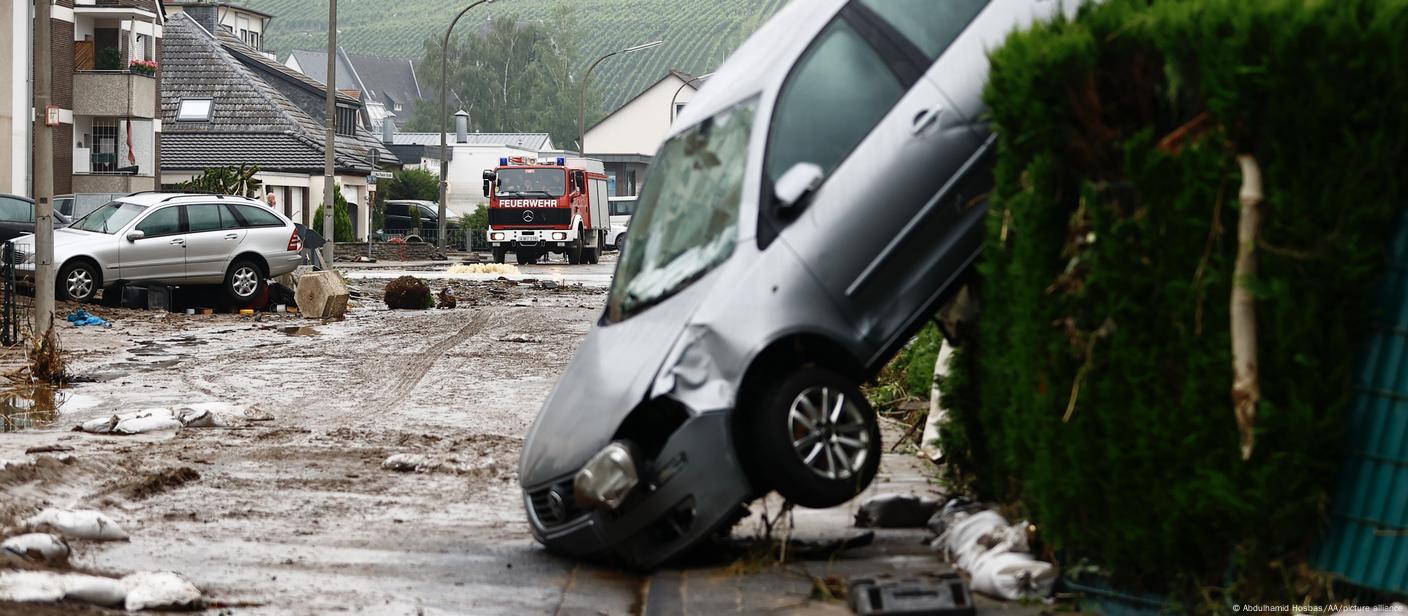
774, 162, 824, 213
125, 230, 145, 242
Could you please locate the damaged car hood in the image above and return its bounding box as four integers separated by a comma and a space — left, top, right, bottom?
518, 273, 720, 487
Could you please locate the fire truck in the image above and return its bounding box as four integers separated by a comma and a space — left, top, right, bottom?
482, 156, 610, 265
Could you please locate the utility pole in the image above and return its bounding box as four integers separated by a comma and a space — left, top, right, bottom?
439, 0, 496, 253
32, 0, 55, 336
322, 0, 337, 269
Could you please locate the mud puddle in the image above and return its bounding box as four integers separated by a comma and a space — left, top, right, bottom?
0, 388, 101, 432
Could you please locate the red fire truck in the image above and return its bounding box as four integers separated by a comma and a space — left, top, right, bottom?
482, 156, 610, 265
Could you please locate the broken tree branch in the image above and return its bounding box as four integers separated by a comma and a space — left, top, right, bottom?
1231, 154, 1263, 461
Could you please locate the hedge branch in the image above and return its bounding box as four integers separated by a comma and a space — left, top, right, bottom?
1231, 154, 1263, 461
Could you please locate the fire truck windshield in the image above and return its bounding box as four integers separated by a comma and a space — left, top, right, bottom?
495, 168, 566, 198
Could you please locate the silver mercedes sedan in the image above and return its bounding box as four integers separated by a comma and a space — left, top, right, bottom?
519, 0, 1081, 568
10, 192, 305, 304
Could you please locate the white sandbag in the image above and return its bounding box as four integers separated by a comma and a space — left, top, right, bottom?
61, 574, 128, 607
382, 453, 440, 473
967, 547, 1058, 600
122, 571, 201, 611
0, 570, 65, 603
114, 408, 182, 434
938, 509, 1053, 601
79, 414, 120, 434
176, 407, 227, 428
1, 532, 70, 565
25, 508, 129, 541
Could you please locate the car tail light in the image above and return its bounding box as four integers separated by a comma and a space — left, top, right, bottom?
287, 229, 302, 251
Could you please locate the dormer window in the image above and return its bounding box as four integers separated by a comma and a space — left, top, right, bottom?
176, 98, 213, 122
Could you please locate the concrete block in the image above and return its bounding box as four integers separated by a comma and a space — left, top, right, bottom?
294, 271, 349, 319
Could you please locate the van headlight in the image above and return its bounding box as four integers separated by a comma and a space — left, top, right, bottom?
573, 441, 640, 510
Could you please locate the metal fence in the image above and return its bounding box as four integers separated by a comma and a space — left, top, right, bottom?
375, 228, 490, 252
1, 241, 32, 346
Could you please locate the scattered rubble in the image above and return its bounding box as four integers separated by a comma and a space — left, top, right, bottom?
448, 263, 519, 275
854, 494, 941, 529
23, 508, 128, 541
295, 271, 350, 319
437, 287, 457, 309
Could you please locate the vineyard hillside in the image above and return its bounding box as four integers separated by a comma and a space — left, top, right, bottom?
239, 0, 791, 113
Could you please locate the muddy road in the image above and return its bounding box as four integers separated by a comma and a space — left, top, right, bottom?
1, 260, 963, 615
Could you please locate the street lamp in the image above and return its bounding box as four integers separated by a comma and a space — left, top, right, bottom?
578, 40, 663, 155
669, 71, 714, 124
438, 0, 496, 252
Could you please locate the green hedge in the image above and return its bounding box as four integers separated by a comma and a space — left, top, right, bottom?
940, 0, 1408, 605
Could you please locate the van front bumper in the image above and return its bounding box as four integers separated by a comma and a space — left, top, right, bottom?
522, 411, 751, 568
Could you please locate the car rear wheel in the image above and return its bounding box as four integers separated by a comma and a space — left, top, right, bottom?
615, 232, 626, 253
224, 258, 265, 306
748, 367, 880, 508
57, 260, 100, 302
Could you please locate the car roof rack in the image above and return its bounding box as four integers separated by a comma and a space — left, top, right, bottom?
158, 192, 232, 203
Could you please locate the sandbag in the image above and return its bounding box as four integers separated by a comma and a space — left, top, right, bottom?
1, 532, 70, 565
122, 571, 202, 611
936, 508, 1055, 601
25, 508, 129, 541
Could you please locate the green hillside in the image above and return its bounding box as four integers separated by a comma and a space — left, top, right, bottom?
241, 0, 790, 113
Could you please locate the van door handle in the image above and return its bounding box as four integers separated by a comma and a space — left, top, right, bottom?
912, 106, 943, 135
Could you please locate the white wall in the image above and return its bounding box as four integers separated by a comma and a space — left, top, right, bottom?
3, 0, 29, 195
444, 144, 537, 216
583, 74, 695, 156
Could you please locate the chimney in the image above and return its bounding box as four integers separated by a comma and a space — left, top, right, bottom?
184, 5, 220, 35
455, 110, 470, 144
382, 113, 396, 145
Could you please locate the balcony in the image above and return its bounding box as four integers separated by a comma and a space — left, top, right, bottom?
72, 71, 158, 119
72, 174, 156, 194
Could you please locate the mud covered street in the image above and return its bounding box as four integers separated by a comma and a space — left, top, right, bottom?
0, 260, 977, 615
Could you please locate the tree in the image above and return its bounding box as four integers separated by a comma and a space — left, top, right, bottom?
177, 164, 262, 197
407, 5, 598, 148
383, 168, 440, 202
313, 184, 356, 243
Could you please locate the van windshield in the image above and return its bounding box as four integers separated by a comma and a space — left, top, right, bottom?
606, 97, 757, 322
71, 202, 146, 234
496, 168, 566, 198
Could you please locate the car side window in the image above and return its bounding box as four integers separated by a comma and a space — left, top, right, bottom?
233, 204, 283, 227
185, 204, 225, 233
855, 0, 989, 61
765, 17, 907, 188
387, 203, 406, 217
418, 205, 438, 221
0, 197, 31, 223
135, 206, 182, 236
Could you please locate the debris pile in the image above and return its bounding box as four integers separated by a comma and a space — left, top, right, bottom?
384, 276, 432, 310
932, 501, 1056, 601
448, 263, 520, 275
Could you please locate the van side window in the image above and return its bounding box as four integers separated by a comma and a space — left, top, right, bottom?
855, 0, 989, 61
765, 18, 905, 188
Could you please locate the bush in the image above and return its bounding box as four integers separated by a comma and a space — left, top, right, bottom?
383, 168, 440, 202
312, 184, 356, 243
942, 0, 1408, 605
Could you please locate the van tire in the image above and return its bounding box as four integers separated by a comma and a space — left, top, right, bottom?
747, 367, 880, 508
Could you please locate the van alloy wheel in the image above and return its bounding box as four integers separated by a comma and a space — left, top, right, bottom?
787, 386, 871, 480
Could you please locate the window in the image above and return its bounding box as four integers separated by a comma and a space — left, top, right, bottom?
135, 206, 181, 236
0, 197, 32, 223
73, 202, 144, 234
185, 204, 227, 233
418, 205, 438, 221
609, 199, 637, 217
176, 99, 213, 122
674, 102, 687, 119
856, 0, 989, 61
606, 97, 756, 322
765, 18, 905, 187
231, 204, 283, 227
91, 118, 119, 173
336, 106, 358, 136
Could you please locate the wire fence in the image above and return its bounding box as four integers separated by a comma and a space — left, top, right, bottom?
1, 242, 32, 347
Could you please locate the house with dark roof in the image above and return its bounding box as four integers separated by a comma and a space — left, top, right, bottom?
285, 49, 425, 131
160, 12, 399, 240
2, 0, 166, 196
582, 70, 707, 196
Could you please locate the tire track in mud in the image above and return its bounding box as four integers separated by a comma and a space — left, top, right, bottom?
355, 311, 496, 416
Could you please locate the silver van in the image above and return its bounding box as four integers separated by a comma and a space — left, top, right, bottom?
519, 0, 1079, 567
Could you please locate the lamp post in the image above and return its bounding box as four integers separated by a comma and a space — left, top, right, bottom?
668, 71, 713, 125
578, 40, 663, 155
322, 0, 337, 269
438, 0, 496, 252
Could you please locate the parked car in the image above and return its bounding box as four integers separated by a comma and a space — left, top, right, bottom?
383, 200, 459, 242
519, 0, 1077, 568
606, 196, 636, 252
55, 193, 126, 221
10, 193, 304, 304
0, 194, 72, 243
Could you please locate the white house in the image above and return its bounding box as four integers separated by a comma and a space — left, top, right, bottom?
582, 70, 702, 196
163, 1, 272, 55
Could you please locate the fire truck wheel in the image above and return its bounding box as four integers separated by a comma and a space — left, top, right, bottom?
567, 233, 583, 265
515, 250, 531, 265
492, 247, 507, 264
